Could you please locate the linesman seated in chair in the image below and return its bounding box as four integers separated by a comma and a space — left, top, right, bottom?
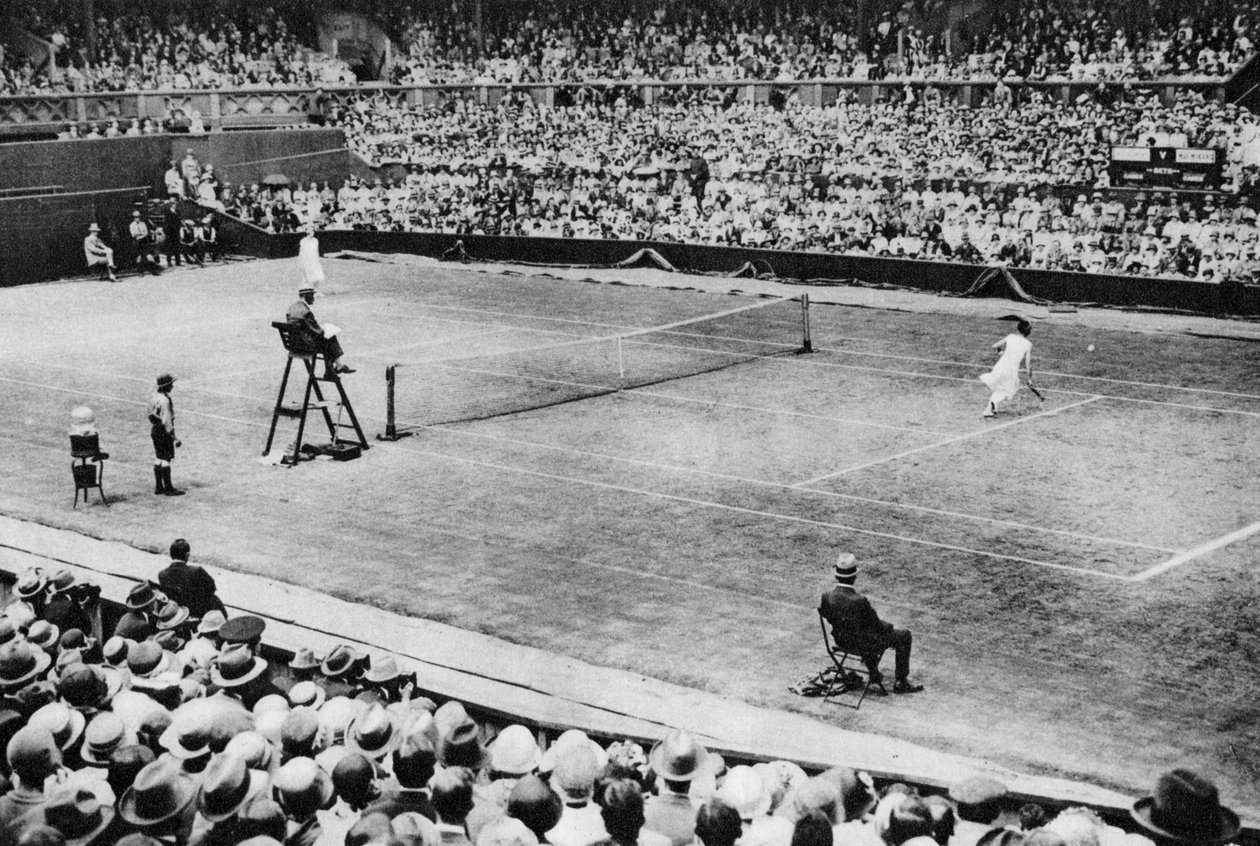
83, 222, 117, 281
286, 285, 355, 379
819, 552, 924, 695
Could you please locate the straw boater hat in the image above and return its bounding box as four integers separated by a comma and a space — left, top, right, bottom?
833, 552, 859, 584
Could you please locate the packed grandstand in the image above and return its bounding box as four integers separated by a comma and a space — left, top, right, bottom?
0, 0, 1255, 843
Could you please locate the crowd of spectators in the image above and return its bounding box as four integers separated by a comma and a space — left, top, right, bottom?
0, 545, 1243, 846
218, 89, 1256, 284
2, 0, 1259, 95
0, 2, 354, 95
378, 0, 1259, 84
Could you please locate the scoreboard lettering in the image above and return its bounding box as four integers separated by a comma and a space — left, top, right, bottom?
1108, 147, 1222, 189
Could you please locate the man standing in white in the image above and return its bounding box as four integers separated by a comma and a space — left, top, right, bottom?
298, 224, 325, 288
979, 319, 1034, 418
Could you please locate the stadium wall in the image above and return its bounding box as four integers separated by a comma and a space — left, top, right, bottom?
0, 187, 148, 286
271, 230, 1260, 316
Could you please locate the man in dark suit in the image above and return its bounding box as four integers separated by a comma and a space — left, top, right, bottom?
286, 286, 354, 380
819, 553, 923, 694
158, 538, 225, 622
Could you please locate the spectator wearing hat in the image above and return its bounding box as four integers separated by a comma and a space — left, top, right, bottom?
318, 645, 362, 700
546, 741, 607, 846
129, 208, 162, 276
181, 610, 226, 671
819, 553, 923, 695
694, 798, 743, 846
0, 727, 63, 827
286, 286, 355, 380
718, 766, 792, 846
218, 615, 265, 655
274, 756, 335, 845
361, 654, 413, 703
644, 730, 712, 846
114, 585, 159, 643
147, 373, 185, 497
162, 200, 183, 268
210, 643, 271, 710
9, 570, 49, 624
0, 639, 54, 700
190, 751, 269, 845
432, 766, 478, 846
280, 708, 321, 764
178, 217, 203, 266
118, 757, 198, 841
233, 795, 289, 843
465, 724, 539, 840
83, 223, 118, 282
107, 744, 155, 804
15, 784, 122, 845
40, 571, 96, 641
199, 215, 223, 262
1128, 769, 1240, 846
157, 539, 224, 623
273, 648, 321, 698
948, 777, 1010, 846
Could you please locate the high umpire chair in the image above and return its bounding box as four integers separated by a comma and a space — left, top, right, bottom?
818, 611, 888, 709
264, 322, 369, 464
70, 434, 110, 508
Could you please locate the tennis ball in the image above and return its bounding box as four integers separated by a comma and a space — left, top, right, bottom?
1087, 344, 1095, 352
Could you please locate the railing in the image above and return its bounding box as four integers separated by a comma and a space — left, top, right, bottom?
0, 76, 1230, 137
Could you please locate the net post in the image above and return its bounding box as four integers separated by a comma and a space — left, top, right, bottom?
800, 293, 812, 353
385, 365, 397, 440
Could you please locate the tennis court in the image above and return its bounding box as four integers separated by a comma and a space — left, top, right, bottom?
2, 256, 1259, 815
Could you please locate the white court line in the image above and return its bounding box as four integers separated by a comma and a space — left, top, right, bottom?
1130, 520, 1260, 581
816, 344, 1260, 401
411, 422, 1175, 554
18, 359, 1159, 553
776, 357, 1260, 419
793, 396, 1106, 488
345, 297, 1260, 402
0, 372, 1133, 580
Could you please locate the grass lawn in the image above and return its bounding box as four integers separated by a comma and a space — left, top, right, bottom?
2, 257, 1259, 816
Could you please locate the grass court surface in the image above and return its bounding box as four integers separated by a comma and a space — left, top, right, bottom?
2, 257, 1258, 815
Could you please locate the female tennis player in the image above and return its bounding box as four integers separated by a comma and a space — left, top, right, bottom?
979, 320, 1036, 418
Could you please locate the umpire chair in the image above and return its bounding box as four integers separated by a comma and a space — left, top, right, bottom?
264, 322, 369, 464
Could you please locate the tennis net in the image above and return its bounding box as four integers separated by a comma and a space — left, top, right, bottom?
383, 295, 812, 437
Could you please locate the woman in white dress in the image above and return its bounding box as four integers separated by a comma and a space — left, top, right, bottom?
979, 320, 1033, 418
298, 224, 325, 288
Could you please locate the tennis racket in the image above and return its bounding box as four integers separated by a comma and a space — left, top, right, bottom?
1026, 381, 1046, 402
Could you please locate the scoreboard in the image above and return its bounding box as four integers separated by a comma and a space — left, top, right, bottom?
1108, 147, 1223, 190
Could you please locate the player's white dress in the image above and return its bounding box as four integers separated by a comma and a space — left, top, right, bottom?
298, 234, 324, 286
979, 333, 1031, 403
